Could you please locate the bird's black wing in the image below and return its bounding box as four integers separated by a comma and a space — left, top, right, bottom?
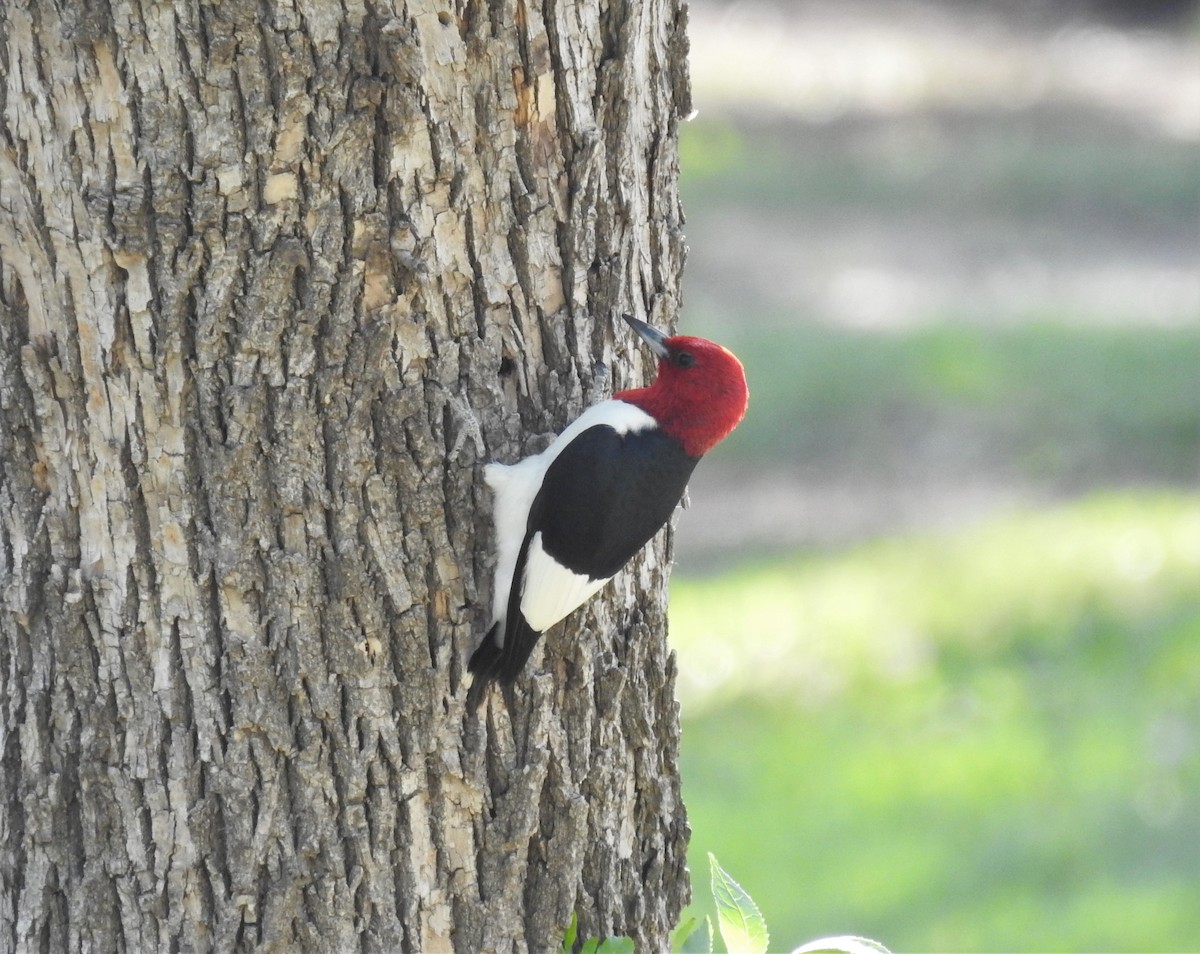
531, 424, 699, 580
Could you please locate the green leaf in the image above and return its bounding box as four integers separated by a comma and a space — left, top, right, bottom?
672, 915, 702, 953
561, 915, 634, 954
708, 853, 769, 954
791, 936, 892, 954
594, 937, 636, 954
679, 916, 715, 954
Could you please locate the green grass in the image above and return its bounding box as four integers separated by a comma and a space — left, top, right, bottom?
671, 80, 1200, 951
674, 493, 1200, 951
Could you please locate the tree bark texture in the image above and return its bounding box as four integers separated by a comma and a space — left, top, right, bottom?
0, 0, 693, 950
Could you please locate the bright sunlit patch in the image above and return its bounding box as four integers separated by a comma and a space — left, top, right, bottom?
671, 491, 1200, 709
687, 0, 1200, 139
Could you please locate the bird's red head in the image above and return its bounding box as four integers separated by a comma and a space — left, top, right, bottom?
615, 315, 749, 458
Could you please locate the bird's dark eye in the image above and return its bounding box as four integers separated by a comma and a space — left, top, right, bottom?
675, 351, 697, 369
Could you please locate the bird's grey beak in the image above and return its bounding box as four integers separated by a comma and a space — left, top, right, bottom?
621, 314, 671, 361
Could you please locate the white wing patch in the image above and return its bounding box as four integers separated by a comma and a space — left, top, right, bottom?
520, 532, 611, 632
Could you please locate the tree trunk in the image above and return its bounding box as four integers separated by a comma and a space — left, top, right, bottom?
0, 0, 693, 950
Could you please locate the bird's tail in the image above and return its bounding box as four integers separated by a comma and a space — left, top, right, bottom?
465, 614, 543, 706
466, 622, 504, 701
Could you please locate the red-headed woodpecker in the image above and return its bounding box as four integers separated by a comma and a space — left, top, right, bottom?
467, 314, 748, 696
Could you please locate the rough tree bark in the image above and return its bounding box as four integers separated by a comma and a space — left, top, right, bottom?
0, 0, 694, 950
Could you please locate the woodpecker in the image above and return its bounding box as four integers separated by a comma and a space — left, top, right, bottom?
467, 314, 748, 698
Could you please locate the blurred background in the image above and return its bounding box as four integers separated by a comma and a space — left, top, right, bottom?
670, 0, 1200, 949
